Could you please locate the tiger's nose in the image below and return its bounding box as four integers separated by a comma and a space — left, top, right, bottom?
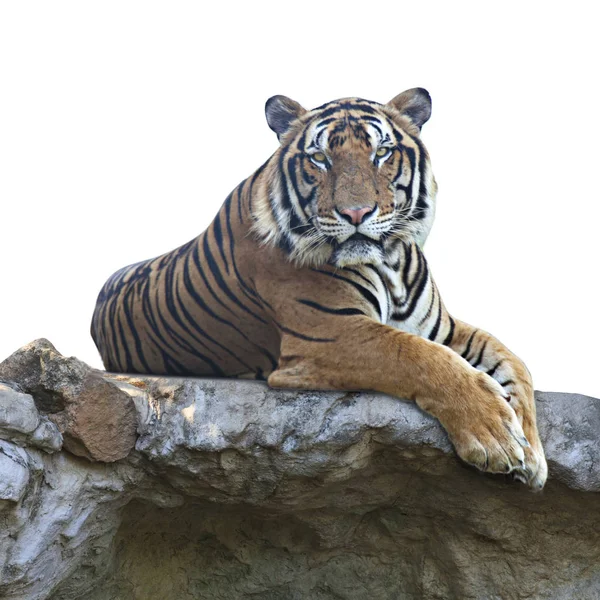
338, 206, 375, 225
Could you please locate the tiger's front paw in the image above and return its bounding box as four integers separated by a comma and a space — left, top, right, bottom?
512, 442, 547, 490
506, 389, 548, 490
423, 371, 533, 483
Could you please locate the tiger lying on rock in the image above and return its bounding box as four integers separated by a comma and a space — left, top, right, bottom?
91, 88, 547, 489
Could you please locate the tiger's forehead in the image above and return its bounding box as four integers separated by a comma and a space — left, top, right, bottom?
301, 100, 396, 151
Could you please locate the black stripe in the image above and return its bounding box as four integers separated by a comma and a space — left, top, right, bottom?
287, 154, 315, 211
300, 157, 316, 185
442, 316, 455, 346
344, 267, 377, 289
471, 341, 489, 369
185, 251, 255, 338
427, 298, 443, 341
499, 379, 515, 388
278, 150, 312, 235
275, 321, 336, 343
401, 242, 413, 286
278, 230, 295, 255
406, 244, 426, 293
392, 251, 429, 320
412, 136, 430, 220
297, 122, 313, 151
156, 260, 224, 374
107, 284, 125, 370
362, 115, 385, 124
223, 194, 265, 311
140, 270, 192, 374
311, 116, 337, 129
192, 241, 239, 317
173, 265, 253, 373
311, 268, 382, 320
403, 146, 419, 213
236, 186, 244, 223
364, 264, 384, 280
393, 148, 406, 187
121, 284, 152, 372
297, 299, 365, 316
157, 254, 170, 269
163, 256, 227, 375
183, 250, 233, 326
461, 331, 478, 360
212, 209, 230, 275
486, 360, 504, 378
367, 120, 383, 138
419, 287, 436, 325
139, 277, 165, 350
183, 251, 277, 372
187, 251, 261, 342
115, 308, 134, 372
248, 159, 269, 215
315, 125, 330, 147
203, 234, 269, 325
390, 124, 405, 147
315, 102, 378, 120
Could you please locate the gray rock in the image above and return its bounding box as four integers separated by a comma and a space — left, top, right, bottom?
0, 383, 39, 434
0, 341, 598, 600
0, 440, 30, 502
536, 390, 600, 491
0, 381, 63, 453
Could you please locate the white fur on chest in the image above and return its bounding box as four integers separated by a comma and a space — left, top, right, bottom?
373, 260, 436, 337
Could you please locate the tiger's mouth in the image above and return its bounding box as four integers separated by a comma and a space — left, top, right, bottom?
329, 233, 385, 267
326, 232, 381, 246
343, 232, 378, 243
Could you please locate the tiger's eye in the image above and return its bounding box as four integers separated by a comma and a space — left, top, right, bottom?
312, 152, 327, 163
376, 147, 390, 157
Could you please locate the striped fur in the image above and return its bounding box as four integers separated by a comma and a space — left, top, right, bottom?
91, 89, 546, 488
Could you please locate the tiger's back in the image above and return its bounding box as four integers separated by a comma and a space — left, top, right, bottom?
91, 188, 281, 377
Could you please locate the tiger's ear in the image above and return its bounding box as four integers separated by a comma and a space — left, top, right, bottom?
265, 95, 307, 140
386, 88, 432, 131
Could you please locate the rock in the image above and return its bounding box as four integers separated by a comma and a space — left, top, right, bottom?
0, 382, 62, 453
0, 341, 599, 599
536, 391, 600, 491
0, 383, 39, 434
0, 339, 137, 461
0, 440, 30, 502
0, 445, 143, 600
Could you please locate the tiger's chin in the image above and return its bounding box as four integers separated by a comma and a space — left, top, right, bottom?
330, 238, 384, 268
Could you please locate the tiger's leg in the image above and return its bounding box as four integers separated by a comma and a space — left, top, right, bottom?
267, 316, 533, 485
443, 318, 547, 489
383, 243, 546, 488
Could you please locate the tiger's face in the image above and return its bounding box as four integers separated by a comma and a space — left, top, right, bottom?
256, 88, 437, 268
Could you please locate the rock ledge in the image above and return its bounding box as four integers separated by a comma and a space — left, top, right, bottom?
0, 339, 598, 600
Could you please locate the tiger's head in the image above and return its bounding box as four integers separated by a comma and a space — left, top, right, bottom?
254, 88, 437, 268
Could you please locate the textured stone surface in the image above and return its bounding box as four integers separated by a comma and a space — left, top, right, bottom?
0, 381, 62, 453
0, 341, 599, 599
0, 339, 137, 461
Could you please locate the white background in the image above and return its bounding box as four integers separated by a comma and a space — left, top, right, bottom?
1, 2, 598, 396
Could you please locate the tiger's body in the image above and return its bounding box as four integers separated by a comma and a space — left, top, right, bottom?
91, 89, 547, 488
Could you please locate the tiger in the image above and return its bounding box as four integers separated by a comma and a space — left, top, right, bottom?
91, 88, 547, 489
